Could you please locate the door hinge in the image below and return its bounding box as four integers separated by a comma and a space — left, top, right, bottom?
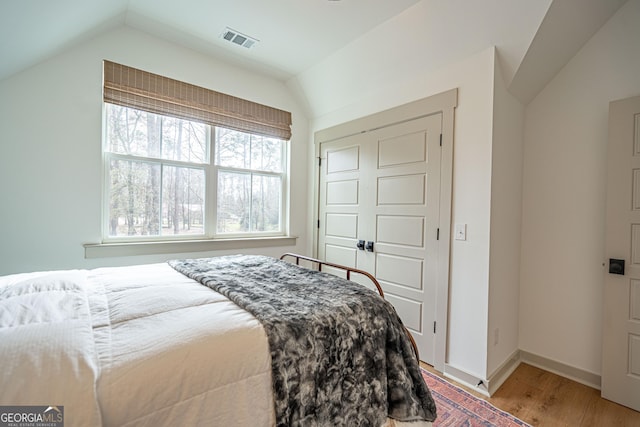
318, 157, 322, 167
433, 321, 436, 334
317, 219, 320, 228
437, 228, 440, 240
439, 134, 443, 146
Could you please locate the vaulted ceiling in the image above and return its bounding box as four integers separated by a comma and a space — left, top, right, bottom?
0, 0, 629, 107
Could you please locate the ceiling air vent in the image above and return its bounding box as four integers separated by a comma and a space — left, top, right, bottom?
220, 27, 258, 49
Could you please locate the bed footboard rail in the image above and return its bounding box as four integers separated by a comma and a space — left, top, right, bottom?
280, 252, 384, 297
279, 252, 420, 362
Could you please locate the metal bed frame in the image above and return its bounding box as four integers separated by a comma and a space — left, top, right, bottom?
280, 252, 419, 361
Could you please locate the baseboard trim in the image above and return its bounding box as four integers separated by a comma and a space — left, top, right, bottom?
443, 364, 491, 397
442, 350, 601, 397
519, 350, 601, 390
442, 351, 521, 397
487, 350, 521, 396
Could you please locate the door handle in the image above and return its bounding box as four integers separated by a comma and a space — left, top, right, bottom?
366, 241, 374, 252
609, 258, 625, 275
357, 240, 365, 250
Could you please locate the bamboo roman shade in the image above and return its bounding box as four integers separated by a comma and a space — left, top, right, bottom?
103, 60, 292, 140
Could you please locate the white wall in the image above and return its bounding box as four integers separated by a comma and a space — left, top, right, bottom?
290, 0, 550, 120
0, 26, 309, 275
487, 54, 524, 377
520, 0, 640, 376
293, 1, 498, 377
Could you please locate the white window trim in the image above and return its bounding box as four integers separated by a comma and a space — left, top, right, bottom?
84, 235, 297, 259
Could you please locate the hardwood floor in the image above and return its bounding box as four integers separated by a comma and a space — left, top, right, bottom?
423, 362, 640, 426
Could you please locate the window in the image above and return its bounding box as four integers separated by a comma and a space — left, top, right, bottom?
101, 60, 291, 243
215, 127, 284, 234
104, 104, 287, 241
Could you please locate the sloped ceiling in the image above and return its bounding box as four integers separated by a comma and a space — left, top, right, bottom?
509, 0, 629, 104
0, 0, 629, 109
0, 0, 420, 82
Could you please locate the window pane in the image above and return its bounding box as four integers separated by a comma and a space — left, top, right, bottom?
162, 166, 205, 235
251, 174, 281, 232
108, 159, 161, 236
106, 104, 207, 163
215, 128, 250, 168
217, 171, 250, 233
161, 117, 207, 163
251, 135, 283, 172
105, 104, 161, 158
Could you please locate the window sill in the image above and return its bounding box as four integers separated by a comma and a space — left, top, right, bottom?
84, 236, 298, 259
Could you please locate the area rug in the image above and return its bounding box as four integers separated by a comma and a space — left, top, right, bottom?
421, 368, 532, 426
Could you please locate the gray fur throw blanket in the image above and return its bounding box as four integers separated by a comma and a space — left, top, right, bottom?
169, 255, 436, 427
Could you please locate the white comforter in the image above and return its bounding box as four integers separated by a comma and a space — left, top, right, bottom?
1, 263, 274, 427
0, 262, 431, 427
0, 270, 103, 426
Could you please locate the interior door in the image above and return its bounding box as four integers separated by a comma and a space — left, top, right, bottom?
317, 132, 367, 273
318, 114, 442, 364
602, 95, 640, 411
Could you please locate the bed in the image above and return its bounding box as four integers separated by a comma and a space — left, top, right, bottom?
0, 253, 436, 427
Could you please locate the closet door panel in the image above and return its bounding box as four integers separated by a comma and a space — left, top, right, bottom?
318, 113, 442, 364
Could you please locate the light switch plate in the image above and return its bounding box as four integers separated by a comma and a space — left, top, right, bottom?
455, 223, 467, 241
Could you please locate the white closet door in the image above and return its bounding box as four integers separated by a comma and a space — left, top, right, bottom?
318, 133, 365, 274
318, 113, 442, 364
